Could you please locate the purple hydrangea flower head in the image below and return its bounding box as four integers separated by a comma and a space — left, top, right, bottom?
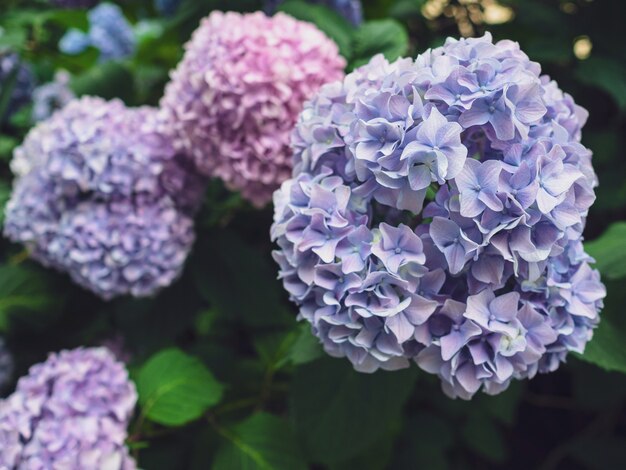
0, 52, 35, 121
272, 33, 605, 399
0, 338, 13, 391
59, 3, 135, 62
4, 96, 204, 299
160, 11, 346, 207
31, 71, 76, 123
0, 347, 137, 469
265, 0, 364, 26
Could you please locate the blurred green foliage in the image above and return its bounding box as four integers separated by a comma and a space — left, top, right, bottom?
1, 0, 625, 469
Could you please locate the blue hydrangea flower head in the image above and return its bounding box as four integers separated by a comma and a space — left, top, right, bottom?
0, 51, 35, 121
265, 0, 364, 26
272, 34, 605, 399
0, 347, 136, 469
4, 96, 205, 299
59, 2, 135, 62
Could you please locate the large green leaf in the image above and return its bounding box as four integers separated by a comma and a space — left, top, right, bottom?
461, 412, 507, 464
576, 57, 626, 110
289, 323, 323, 365
0, 264, 61, 331
279, 0, 355, 59
578, 317, 626, 374
290, 357, 417, 464
136, 348, 223, 426
191, 229, 292, 328
351, 19, 409, 69
70, 61, 135, 104
213, 413, 307, 470
585, 223, 626, 280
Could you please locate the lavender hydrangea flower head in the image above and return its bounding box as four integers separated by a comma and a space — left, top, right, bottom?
59, 3, 135, 62
160, 11, 346, 207
272, 33, 605, 399
0, 51, 35, 121
0, 347, 137, 469
4, 96, 204, 299
265, 0, 364, 26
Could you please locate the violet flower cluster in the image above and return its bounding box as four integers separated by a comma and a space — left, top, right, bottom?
0, 52, 35, 122
4, 96, 205, 299
0, 347, 136, 469
59, 3, 135, 62
160, 11, 346, 207
272, 34, 605, 399
265, 0, 364, 26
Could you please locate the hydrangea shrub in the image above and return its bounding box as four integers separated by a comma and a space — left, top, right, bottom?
160, 11, 346, 207
0, 347, 137, 469
271, 34, 605, 399
4, 97, 204, 299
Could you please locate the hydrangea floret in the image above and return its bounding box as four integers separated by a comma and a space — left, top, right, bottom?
4, 97, 205, 299
160, 11, 346, 207
271, 34, 605, 399
0, 347, 137, 469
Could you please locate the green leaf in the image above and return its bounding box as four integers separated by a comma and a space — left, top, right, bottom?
0, 264, 61, 331
191, 229, 292, 328
70, 61, 135, 104
409, 413, 453, 470
351, 19, 409, 69
577, 316, 626, 374
461, 413, 507, 463
290, 357, 417, 464
0, 136, 18, 161
585, 223, 626, 280
136, 348, 223, 426
279, 0, 355, 59
289, 324, 323, 365
576, 58, 626, 110
213, 413, 306, 470
475, 381, 522, 426
0, 180, 11, 225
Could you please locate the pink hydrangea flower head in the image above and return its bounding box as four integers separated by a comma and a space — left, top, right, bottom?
160, 11, 346, 206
